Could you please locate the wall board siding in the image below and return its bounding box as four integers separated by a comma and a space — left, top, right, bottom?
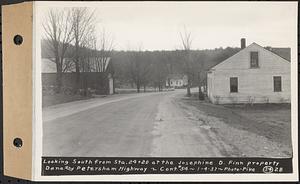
207, 43, 290, 104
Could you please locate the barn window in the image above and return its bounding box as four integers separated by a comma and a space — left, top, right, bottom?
273, 76, 282, 92
230, 77, 238, 93
250, 51, 259, 68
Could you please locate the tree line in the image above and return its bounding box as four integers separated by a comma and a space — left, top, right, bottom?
42, 8, 240, 96
111, 47, 240, 94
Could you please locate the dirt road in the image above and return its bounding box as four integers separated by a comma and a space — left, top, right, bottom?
43, 89, 291, 157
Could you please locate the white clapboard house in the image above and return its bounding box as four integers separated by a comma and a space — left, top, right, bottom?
207, 38, 291, 104
165, 74, 188, 88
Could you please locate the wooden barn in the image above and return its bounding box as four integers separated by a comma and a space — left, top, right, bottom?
42, 57, 114, 95
207, 38, 291, 104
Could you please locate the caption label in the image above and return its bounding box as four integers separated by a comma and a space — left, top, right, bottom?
42, 157, 292, 175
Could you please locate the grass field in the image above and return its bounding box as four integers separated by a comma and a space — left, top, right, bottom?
42, 93, 93, 107
181, 94, 292, 157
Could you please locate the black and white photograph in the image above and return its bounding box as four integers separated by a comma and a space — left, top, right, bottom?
34, 1, 298, 180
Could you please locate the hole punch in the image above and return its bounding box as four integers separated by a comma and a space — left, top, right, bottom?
13, 35, 23, 45
13, 138, 23, 148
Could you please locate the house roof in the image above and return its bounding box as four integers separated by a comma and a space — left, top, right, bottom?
167, 74, 187, 80
253, 43, 290, 62
265, 47, 291, 61
210, 42, 291, 70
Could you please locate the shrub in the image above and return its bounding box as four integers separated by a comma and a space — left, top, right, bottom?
214, 95, 220, 104
247, 96, 255, 105
264, 96, 269, 104
228, 96, 238, 104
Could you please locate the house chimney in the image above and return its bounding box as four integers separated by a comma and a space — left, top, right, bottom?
241, 38, 246, 49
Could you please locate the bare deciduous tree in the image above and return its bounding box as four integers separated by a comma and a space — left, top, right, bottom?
43, 8, 74, 92
128, 44, 153, 93
197, 57, 205, 100
129, 51, 142, 93
150, 52, 169, 92
95, 28, 115, 72
79, 27, 97, 96
179, 26, 194, 96
77, 27, 115, 96
140, 52, 153, 92
71, 7, 96, 90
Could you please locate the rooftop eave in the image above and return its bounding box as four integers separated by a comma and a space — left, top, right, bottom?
207, 69, 215, 73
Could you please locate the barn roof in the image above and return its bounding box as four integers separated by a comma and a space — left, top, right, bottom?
42, 59, 58, 73
42, 58, 111, 73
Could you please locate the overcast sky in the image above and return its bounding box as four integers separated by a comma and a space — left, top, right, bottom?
38, 1, 297, 51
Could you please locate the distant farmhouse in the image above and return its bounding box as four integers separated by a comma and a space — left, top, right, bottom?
42, 57, 114, 95
207, 38, 291, 104
166, 74, 188, 88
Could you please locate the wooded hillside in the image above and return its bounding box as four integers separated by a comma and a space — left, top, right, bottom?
110, 47, 240, 89
42, 39, 240, 90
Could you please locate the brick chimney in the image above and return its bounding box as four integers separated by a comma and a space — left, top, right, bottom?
241, 38, 246, 49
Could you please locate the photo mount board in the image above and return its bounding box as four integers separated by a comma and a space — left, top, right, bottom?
2, 1, 33, 181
